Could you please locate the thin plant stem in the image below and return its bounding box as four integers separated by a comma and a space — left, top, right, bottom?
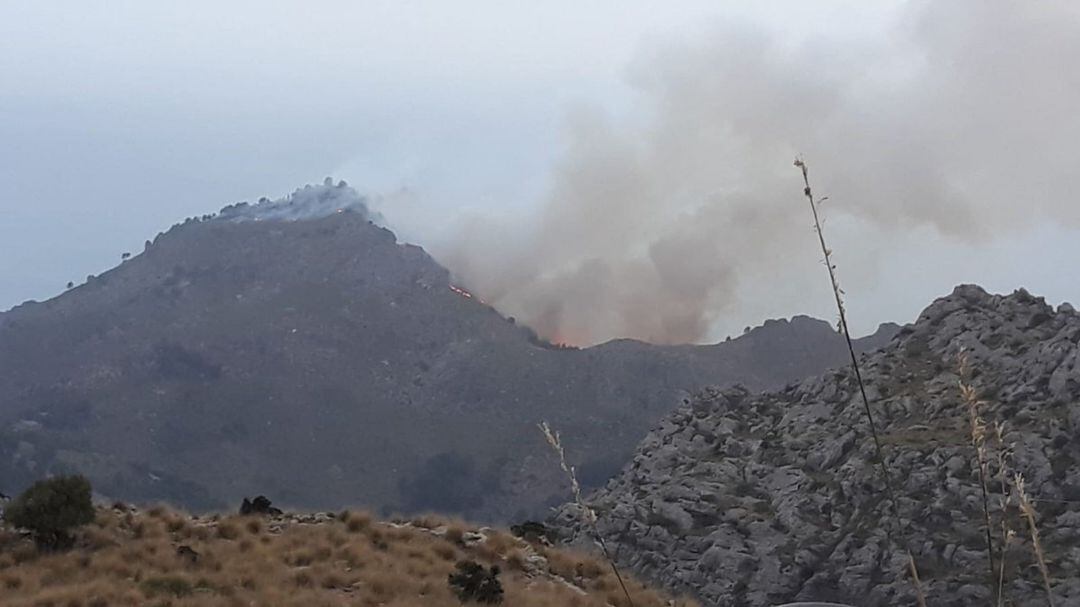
1015, 473, 1054, 606
540, 421, 636, 607
997, 525, 1014, 607
958, 351, 998, 598
994, 422, 1015, 607
907, 552, 928, 607
794, 158, 925, 606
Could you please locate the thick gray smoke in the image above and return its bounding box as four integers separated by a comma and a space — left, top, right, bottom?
218, 178, 376, 223
432, 0, 1080, 345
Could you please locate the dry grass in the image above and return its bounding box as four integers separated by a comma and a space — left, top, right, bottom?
958, 350, 998, 597
958, 353, 1056, 606
993, 421, 1018, 607
1015, 473, 1055, 606
0, 506, 698, 607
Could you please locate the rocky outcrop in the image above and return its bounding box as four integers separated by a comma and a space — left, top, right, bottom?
239, 495, 283, 516
551, 286, 1080, 606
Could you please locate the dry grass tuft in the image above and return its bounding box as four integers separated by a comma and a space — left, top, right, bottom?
341, 510, 373, 533
443, 523, 466, 546
244, 518, 263, 535
1015, 473, 1055, 606
959, 350, 999, 597
957, 354, 1055, 606
215, 520, 241, 540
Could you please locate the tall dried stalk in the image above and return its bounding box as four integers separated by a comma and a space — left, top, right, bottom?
1015, 473, 1054, 606
993, 422, 1015, 607
794, 158, 926, 607
957, 351, 997, 598
539, 421, 635, 607
957, 358, 1050, 607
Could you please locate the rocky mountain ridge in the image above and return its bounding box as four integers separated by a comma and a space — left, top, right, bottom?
0, 182, 895, 522
551, 285, 1080, 606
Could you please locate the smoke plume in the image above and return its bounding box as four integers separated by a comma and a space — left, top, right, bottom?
430, 0, 1080, 345
218, 178, 377, 223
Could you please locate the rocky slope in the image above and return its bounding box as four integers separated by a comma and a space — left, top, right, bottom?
551, 286, 1080, 606
0, 182, 896, 522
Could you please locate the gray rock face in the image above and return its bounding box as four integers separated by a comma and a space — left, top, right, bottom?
551, 285, 1080, 607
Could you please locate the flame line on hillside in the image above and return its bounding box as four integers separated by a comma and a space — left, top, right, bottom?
449, 284, 484, 304
449, 285, 473, 299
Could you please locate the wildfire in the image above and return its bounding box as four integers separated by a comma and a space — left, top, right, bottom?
547, 330, 584, 349
449, 284, 477, 301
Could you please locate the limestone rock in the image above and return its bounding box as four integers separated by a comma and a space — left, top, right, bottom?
552, 286, 1080, 607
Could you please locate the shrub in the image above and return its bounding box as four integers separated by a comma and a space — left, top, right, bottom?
448, 560, 503, 604
3, 475, 94, 549
510, 521, 553, 544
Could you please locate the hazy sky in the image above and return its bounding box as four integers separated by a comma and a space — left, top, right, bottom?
2, 1, 1078, 343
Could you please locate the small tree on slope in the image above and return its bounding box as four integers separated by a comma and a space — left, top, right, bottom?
3, 475, 95, 549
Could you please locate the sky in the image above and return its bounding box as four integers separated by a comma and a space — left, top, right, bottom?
2, 1, 1078, 344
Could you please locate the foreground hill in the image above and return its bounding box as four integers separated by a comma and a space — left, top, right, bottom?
552, 285, 1080, 606
0, 504, 697, 607
0, 182, 895, 520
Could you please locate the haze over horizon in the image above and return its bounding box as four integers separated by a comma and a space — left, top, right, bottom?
3, 0, 1079, 344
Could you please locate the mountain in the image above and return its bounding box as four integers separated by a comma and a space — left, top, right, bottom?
550, 285, 1080, 606
0, 182, 896, 521
0, 502, 699, 607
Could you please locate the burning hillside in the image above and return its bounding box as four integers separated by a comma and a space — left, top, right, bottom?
0, 200, 896, 520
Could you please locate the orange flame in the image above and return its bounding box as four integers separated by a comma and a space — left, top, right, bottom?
449, 285, 484, 303
449, 285, 472, 298
547, 330, 584, 349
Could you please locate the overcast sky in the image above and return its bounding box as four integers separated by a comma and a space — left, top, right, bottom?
2, 1, 1078, 343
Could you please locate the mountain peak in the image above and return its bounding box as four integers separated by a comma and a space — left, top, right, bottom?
216, 179, 376, 224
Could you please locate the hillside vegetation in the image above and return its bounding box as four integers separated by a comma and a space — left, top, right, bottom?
0, 503, 696, 607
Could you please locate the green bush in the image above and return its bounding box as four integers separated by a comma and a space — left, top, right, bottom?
448, 560, 503, 604
3, 475, 95, 549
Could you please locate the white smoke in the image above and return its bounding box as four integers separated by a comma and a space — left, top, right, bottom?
217, 178, 377, 223
422, 0, 1080, 345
